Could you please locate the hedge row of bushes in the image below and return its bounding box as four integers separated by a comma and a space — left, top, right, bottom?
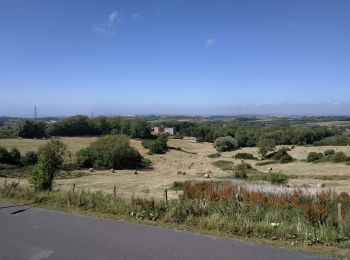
307, 150, 350, 163
0, 146, 37, 166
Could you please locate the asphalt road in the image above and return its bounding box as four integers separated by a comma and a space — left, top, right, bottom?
0, 202, 337, 260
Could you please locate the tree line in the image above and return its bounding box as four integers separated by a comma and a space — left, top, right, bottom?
9, 115, 337, 146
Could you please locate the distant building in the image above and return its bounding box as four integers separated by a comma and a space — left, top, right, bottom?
151, 126, 176, 136
164, 127, 176, 136
183, 136, 203, 143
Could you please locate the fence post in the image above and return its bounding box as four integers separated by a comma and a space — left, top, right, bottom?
72, 183, 76, 196
113, 185, 117, 198
164, 189, 168, 204
338, 203, 343, 233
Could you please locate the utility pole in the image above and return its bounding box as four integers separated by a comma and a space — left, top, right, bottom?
33, 106, 38, 119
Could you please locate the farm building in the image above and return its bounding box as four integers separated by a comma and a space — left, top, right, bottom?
164, 127, 176, 136
151, 126, 176, 136
183, 136, 203, 143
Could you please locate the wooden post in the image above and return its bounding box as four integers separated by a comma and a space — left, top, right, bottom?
164, 189, 168, 204
72, 183, 76, 196
338, 203, 343, 233
113, 185, 117, 198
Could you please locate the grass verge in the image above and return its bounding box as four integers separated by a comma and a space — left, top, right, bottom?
0, 181, 349, 258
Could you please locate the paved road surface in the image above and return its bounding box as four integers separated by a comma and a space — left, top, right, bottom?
0, 202, 337, 260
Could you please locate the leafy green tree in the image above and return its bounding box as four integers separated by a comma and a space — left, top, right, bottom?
213, 136, 238, 152
76, 135, 145, 169
142, 135, 168, 154
257, 138, 276, 160
13, 120, 47, 138
32, 139, 71, 191
130, 119, 151, 139
46, 115, 99, 136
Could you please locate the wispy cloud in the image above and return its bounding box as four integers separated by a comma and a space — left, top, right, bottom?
108, 10, 119, 26
131, 13, 140, 19
93, 10, 120, 35
206, 38, 216, 47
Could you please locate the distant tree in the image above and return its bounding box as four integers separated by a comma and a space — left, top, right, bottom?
130, 119, 151, 139
213, 136, 238, 152
142, 135, 168, 154
257, 138, 276, 160
76, 135, 146, 169
13, 120, 47, 138
32, 139, 71, 191
46, 115, 99, 136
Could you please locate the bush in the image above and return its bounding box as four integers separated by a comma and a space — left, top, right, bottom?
213, 136, 238, 152
265, 172, 288, 185
0, 146, 22, 165
333, 151, 349, 163
233, 164, 248, 179
234, 153, 257, 160
75, 135, 146, 170
307, 152, 324, 162
279, 154, 294, 164
21, 151, 38, 165
324, 149, 335, 156
9, 148, 21, 165
0, 130, 17, 139
0, 146, 10, 163
32, 139, 71, 191
142, 135, 168, 154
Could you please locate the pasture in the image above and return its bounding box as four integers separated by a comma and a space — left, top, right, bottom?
1, 137, 350, 198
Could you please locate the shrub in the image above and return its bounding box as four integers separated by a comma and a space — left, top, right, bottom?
21, 151, 38, 165
207, 153, 221, 158
142, 135, 168, 154
0, 130, 17, 139
279, 154, 294, 164
234, 153, 257, 160
307, 152, 324, 162
269, 147, 294, 164
213, 136, 238, 152
0, 146, 10, 164
333, 151, 349, 163
324, 149, 335, 156
9, 148, 21, 165
32, 139, 71, 191
233, 164, 248, 179
264, 172, 289, 185
75, 135, 145, 170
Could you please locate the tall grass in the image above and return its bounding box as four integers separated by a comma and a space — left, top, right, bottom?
1, 180, 350, 247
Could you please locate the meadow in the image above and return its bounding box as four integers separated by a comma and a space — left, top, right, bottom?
1, 137, 350, 198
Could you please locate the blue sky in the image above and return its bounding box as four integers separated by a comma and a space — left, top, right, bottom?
1, 0, 350, 116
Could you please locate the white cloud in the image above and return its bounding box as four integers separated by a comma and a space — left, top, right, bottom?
132, 13, 140, 19
94, 10, 120, 35
108, 10, 119, 26
206, 38, 215, 47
